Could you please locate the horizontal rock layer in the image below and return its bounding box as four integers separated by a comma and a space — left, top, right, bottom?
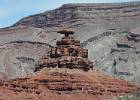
0, 70, 140, 100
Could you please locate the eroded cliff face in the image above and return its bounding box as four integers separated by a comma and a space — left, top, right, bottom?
0, 69, 140, 100
0, 2, 140, 84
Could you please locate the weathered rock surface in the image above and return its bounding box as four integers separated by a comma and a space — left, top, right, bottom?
3, 29, 136, 100
92, 31, 140, 84
35, 30, 93, 72
0, 2, 140, 84
0, 25, 54, 79
0, 69, 139, 100
0, 41, 51, 79
14, 2, 140, 32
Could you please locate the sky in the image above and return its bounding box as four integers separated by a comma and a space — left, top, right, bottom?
0, 0, 139, 28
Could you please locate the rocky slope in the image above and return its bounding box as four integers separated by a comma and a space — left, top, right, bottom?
0, 69, 140, 100
0, 41, 52, 79
0, 1, 140, 84
0, 25, 53, 79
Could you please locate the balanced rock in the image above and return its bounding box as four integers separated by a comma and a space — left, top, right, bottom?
35, 30, 93, 71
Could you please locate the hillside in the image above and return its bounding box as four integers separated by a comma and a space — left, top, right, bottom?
0, 1, 140, 84
0, 69, 140, 100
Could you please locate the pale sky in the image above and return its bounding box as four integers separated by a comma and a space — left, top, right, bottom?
0, 0, 139, 28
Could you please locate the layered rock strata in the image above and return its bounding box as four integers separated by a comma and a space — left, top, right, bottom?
14, 2, 140, 30
36, 30, 93, 71
0, 2, 140, 83
0, 70, 140, 100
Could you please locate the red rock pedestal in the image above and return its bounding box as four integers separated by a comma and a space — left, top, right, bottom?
36, 30, 93, 71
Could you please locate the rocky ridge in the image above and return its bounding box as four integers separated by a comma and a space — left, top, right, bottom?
14, 2, 140, 31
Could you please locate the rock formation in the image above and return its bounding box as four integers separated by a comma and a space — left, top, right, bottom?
0, 1, 140, 84
35, 30, 93, 71
14, 2, 140, 31
0, 29, 140, 100
0, 69, 140, 100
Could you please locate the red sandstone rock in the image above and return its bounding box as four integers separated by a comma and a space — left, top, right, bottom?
35, 30, 93, 71
0, 70, 139, 100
